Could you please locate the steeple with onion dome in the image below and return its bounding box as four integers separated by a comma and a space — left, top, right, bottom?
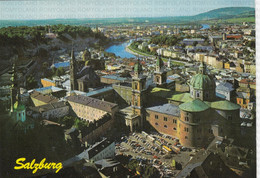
189, 61, 216, 101
154, 55, 167, 86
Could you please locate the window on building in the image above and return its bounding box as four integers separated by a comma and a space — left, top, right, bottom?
155, 122, 158, 126
173, 119, 177, 124
173, 127, 177, 130
155, 115, 158, 119
209, 129, 213, 134
227, 115, 232, 120
184, 127, 189, 132
185, 136, 188, 139
164, 125, 167, 128
19, 113, 21, 117
157, 77, 160, 83
185, 117, 189, 122
164, 117, 167, 121
135, 83, 138, 90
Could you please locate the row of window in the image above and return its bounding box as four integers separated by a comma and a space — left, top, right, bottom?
191, 90, 210, 98
155, 115, 177, 124
155, 123, 177, 130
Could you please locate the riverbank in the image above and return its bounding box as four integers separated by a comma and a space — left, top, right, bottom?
126, 44, 186, 66
125, 45, 153, 58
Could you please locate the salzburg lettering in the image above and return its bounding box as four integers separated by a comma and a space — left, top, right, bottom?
14, 158, 63, 174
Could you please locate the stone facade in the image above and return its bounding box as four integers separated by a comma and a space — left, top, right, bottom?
67, 95, 119, 122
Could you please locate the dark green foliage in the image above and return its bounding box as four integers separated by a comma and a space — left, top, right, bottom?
26, 74, 38, 89
129, 41, 155, 55
246, 40, 255, 49
193, 41, 198, 46
104, 51, 116, 58
58, 114, 111, 136
58, 115, 75, 128
0, 115, 73, 177
55, 67, 65, 76
126, 159, 160, 178
149, 35, 183, 46
0, 24, 108, 47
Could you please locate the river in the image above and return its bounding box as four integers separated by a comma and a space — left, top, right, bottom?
105, 41, 136, 58
106, 24, 210, 58
200, 24, 210, 30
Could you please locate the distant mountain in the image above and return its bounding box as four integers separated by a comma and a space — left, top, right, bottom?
0, 7, 255, 27
193, 7, 255, 20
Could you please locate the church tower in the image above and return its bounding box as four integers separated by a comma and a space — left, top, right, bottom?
132, 59, 146, 118
153, 55, 167, 86
13, 91, 26, 122
70, 48, 77, 91
9, 63, 26, 122
10, 63, 17, 112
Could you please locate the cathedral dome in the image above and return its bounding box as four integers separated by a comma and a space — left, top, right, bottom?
190, 62, 215, 90
190, 73, 216, 90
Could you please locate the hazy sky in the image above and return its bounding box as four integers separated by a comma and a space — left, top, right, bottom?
0, 0, 255, 20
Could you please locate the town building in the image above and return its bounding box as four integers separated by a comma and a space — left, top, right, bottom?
70, 49, 101, 92
28, 101, 69, 119
30, 91, 59, 107
176, 150, 239, 178
67, 95, 118, 122
146, 62, 241, 147
82, 138, 115, 162
216, 82, 235, 101
41, 78, 56, 88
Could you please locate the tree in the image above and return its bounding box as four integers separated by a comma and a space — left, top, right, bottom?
42, 62, 48, 70
60, 116, 75, 128
55, 67, 65, 76
26, 74, 38, 89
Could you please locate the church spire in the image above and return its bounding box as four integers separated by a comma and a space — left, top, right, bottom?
199, 61, 206, 74
156, 55, 164, 72
10, 63, 17, 112
134, 58, 142, 78
70, 48, 77, 91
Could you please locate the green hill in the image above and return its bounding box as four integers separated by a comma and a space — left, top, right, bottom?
193, 7, 254, 20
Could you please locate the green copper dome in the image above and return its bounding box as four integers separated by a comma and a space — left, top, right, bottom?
210, 100, 240, 111
179, 99, 210, 112
14, 101, 25, 111
190, 73, 215, 90
134, 60, 142, 73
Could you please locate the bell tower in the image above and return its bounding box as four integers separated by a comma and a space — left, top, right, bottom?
10, 63, 17, 113
131, 59, 146, 119
70, 48, 77, 91
153, 55, 167, 87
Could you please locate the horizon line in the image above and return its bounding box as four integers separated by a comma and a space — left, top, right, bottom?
0, 6, 254, 21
